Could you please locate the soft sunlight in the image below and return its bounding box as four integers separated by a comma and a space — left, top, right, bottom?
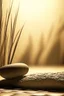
2, 0, 63, 63
12, 0, 63, 28
19, 0, 46, 20
19, 0, 55, 21
3, 0, 63, 23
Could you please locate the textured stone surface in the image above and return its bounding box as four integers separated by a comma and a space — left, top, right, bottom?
16, 72, 64, 89
0, 72, 64, 89
0, 63, 29, 79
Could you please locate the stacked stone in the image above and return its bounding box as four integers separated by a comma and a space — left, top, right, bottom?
0, 63, 64, 90
0, 63, 29, 79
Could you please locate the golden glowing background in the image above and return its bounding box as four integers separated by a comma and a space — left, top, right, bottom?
2, 0, 64, 65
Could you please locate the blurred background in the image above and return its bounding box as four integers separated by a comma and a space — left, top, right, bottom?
1, 0, 64, 66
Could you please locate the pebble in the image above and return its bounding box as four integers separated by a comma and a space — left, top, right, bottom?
0, 63, 29, 79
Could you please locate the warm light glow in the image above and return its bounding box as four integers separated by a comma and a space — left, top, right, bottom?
19, 0, 57, 21
19, 0, 48, 20
2, 0, 64, 63
12, 0, 63, 22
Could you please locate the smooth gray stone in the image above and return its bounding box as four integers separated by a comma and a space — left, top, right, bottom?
0, 63, 29, 79
0, 72, 64, 89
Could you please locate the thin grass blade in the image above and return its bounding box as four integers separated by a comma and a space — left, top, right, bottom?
11, 5, 19, 43
3, 36, 8, 65
9, 24, 24, 63
7, 17, 13, 64
7, 5, 19, 64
